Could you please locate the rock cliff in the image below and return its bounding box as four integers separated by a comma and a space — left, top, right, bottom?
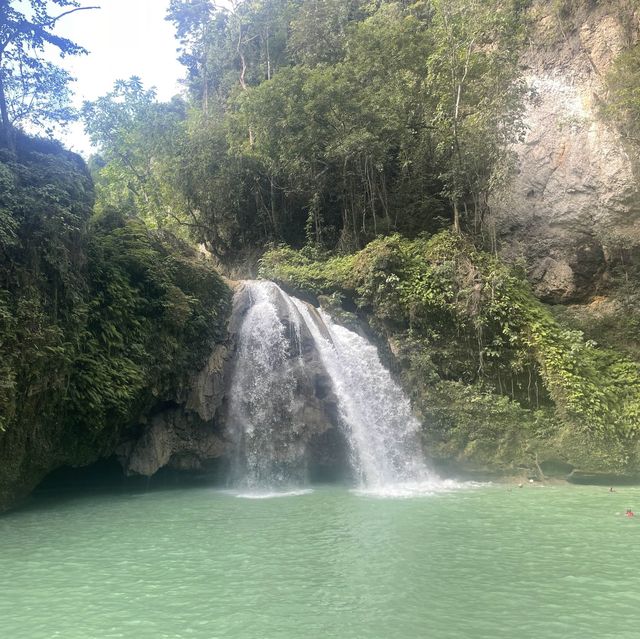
116, 284, 242, 478
494, 0, 640, 303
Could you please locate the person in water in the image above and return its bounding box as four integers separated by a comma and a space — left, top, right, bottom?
626, 509, 634, 517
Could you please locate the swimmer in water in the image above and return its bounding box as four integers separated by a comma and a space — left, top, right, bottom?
626, 509, 634, 517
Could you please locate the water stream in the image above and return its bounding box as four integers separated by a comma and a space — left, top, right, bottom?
226, 282, 305, 488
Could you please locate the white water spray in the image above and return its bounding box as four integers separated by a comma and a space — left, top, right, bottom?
291, 298, 447, 495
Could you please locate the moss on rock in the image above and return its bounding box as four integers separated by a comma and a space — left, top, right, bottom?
0, 136, 232, 511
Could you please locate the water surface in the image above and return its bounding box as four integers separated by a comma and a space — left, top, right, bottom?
1, 484, 639, 638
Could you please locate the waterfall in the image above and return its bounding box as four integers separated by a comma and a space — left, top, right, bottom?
228, 280, 445, 494
290, 298, 437, 491
226, 281, 306, 488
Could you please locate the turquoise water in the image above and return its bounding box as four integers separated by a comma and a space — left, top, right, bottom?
1, 483, 639, 638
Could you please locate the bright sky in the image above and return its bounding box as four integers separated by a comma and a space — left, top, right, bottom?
45, 0, 185, 155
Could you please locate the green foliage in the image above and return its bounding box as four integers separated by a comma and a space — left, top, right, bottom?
605, 43, 640, 143
167, 0, 297, 114
82, 78, 189, 229
0, 1, 97, 146
64, 211, 230, 433
260, 244, 358, 292
227, 0, 525, 250
289, 0, 371, 65
0, 136, 92, 432
0, 135, 231, 494
422, 0, 528, 229
553, 294, 640, 362
261, 232, 640, 469
420, 380, 556, 472
85, 0, 529, 262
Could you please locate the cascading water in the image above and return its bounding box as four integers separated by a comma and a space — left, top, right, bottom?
226, 281, 306, 488
228, 280, 448, 495
291, 299, 442, 494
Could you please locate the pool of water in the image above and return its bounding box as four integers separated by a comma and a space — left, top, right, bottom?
1, 483, 639, 638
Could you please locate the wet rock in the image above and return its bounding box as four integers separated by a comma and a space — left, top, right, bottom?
539, 459, 575, 478
117, 283, 247, 478
186, 344, 230, 422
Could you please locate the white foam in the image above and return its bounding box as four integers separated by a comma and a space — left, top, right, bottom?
233, 489, 314, 500
351, 479, 486, 499
292, 298, 439, 487
229, 281, 477, 495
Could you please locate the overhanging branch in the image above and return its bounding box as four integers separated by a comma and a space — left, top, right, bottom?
46, 6, 101, 27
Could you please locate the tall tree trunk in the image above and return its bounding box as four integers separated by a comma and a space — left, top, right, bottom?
234, 11, 254, 146
203, 71, 209, 117
270, 175, 278, 237
0, 69, 13, 151
265, 27, 271, 81
453, 200, 461, 233
201, 24, 209, 117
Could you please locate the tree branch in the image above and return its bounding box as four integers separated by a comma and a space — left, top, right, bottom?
46, 6, 101, 27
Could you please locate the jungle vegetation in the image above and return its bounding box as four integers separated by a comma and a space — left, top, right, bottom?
84, 0, 530, 261
2, 0, 640, 485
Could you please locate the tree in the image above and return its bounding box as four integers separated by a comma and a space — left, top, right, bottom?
289, 0, 369, 65
424, 0, 528, 233
82, 77, 189, 229
130, 0, 530, 256
0, 0, 98, 149
167, 0, 218, 115
167, 0, 296, 116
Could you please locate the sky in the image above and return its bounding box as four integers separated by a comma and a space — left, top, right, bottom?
42, 0, 186, 155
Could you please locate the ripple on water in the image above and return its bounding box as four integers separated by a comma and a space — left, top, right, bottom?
217, 488, 315, 499
2, 484, 640, 639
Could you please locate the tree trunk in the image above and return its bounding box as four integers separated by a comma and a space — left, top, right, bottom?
453, 200, 461, 233
203, 71, 209, 117
265, 27, 271, 81
201, 24, 209, 117
0, 70, 13, 151
270, 175, 278, 237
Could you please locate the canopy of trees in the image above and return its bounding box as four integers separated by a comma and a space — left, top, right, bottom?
84, 0, 529, 263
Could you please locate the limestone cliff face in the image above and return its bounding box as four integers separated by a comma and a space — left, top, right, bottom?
494, 0, 640, 303
117, 410, 226, 476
